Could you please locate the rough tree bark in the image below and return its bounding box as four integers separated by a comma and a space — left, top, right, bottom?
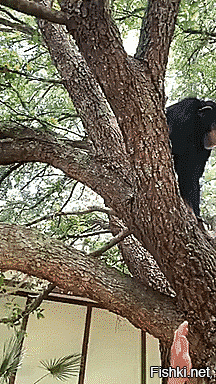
0, 0, 216, 382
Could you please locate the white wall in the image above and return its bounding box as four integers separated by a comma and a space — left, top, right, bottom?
17, 300, 86, 384
85, 308, 141, 384
146, 333, 162, 384
0, 297, 161, 384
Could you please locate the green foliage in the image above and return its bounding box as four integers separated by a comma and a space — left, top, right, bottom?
0, 0, 216, 248
35, 354, 82, 383
0, 336, 23, 383
0, 2, 214, 382
0, 163, 107, 243
0, 6, 107, 251
111, 0, 147, 37
167, 0, 216, 101
0, 336, 81, 384
0, 8, 80, 139
4, 302, 23, 327
0, 4, 215, 381
0, 164, 68, 224
97, 245, 130, 274
34, 307, 45, 320
0, 273, 4, 290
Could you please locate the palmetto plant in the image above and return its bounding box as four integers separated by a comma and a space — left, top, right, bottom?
34, 354, 82, 383
0, 336, 81, 383
0, 336, 23, 384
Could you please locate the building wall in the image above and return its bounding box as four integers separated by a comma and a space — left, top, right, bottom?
17, 300, 86, 384
85, 307, 141, 384
0, 296, 161, 383
146, 333, 161, 384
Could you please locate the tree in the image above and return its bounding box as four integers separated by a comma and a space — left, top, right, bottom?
0, 0, 216, 382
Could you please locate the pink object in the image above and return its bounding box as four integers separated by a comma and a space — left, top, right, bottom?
168, 321, 192, 384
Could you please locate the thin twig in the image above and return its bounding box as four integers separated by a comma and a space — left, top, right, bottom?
0, 66, 62, 84
89, 228, 131, 257
25, 207, 114, 227
0, 163, 23, 185
0, 282, 55, 325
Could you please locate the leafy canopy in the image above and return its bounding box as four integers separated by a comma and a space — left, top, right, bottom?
0, 0, 216, 251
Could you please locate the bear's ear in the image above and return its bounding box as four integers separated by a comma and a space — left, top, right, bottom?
198, 105, 213, 117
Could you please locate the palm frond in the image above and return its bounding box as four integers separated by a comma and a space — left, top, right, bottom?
0, 336, 23, 383
39, 353, 82, 381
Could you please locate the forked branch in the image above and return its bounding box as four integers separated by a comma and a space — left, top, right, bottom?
0, 0, 66, 24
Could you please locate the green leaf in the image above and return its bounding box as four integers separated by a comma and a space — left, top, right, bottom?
38, 353, 82, 382
0, 336, 23, 383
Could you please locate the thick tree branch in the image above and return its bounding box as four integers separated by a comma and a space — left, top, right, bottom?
38, 5, 175, 226
61, 0, 180, 122
0, 121, 133, 212
2, 1, 216, 314
0, 0, 67, 24
62, 0, 164, 145
3, 5, 216, 334
56, 0, 176, 207
135, 0, 180, 80
1, 0, 216, 370
2, 121, 215, 365
109, 216, 175, 296
38, 20, 130, 168
37, 5, 186, 278
0, 222, 181, 342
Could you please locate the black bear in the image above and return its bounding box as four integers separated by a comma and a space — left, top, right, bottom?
166, 98, 216, 217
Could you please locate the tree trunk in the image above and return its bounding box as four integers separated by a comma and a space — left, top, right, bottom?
0, 0, 215, 379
